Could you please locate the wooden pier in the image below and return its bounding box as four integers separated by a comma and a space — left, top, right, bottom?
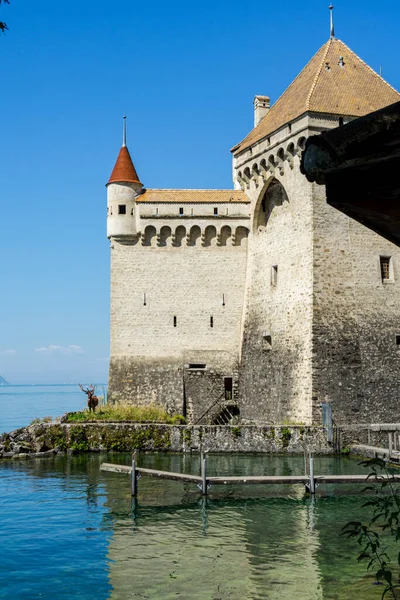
100, 453, 400, 497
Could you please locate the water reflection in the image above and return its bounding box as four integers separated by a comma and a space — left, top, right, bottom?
0, 453, 390, 600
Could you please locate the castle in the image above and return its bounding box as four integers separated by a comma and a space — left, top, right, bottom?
106, 34, 400, 427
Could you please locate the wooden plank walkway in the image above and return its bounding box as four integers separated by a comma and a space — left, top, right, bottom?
100, 462, 400, 488
101, 463, 203, 484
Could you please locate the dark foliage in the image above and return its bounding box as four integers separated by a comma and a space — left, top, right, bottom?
0, 0, 10, 33
342, 458, 400, 599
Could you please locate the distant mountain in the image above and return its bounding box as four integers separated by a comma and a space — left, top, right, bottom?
0, 376, 9, 385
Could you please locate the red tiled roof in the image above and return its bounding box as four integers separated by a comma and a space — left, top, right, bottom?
108, 146, 142, 185
136, 189, 249, 203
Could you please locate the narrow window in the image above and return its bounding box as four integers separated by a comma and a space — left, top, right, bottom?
214, 207, 218, 216
288, 123, 292, 133
179, 207, 184, 216
271, 265, 278, 286
222, 293, 225, 307
110, 207, 113, 215
143, 292, 146, 306
339, 117, 344, 127
396, 335, 400, 346
118, 204, 126, 215
191, 208, 194, 216
131, 208, 134, 215
173, 316, 177, 327
210, 316, 214, 328
380, 256, 392, 282
156, 207, 159, 216
226, 208, 229, 216
224, 377, 233, 401
262, 332, 272, 350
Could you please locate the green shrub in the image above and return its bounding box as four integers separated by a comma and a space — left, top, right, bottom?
66, 404, 179, 424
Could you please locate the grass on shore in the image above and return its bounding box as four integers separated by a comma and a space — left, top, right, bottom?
66, 403, 186, 424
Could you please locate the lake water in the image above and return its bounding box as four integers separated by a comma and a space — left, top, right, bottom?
0, 386, 394, 599
0, 384, 106, 434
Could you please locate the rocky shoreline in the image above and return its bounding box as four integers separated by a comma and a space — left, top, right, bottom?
0, 417, 333, 457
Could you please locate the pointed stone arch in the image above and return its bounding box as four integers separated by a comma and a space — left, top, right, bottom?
253, 177, 289, 233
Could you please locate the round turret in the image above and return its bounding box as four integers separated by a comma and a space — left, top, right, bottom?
106, 119, 142, 241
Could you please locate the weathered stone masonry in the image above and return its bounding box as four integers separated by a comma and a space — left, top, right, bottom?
107, 36, 400, 426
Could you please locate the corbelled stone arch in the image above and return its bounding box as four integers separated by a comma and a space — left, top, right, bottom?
159, 226, 172, 247
188, 225, 201, 246
253, 177, 289, 233
219, 225, 232, 246
203, 225, 217, 247
173, 225, 186, 247
142, 225, 157, 246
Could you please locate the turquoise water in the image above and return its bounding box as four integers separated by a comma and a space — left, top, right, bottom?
0, 452, 394, 600
0, 384, 105, 433
0, 387, 395, 599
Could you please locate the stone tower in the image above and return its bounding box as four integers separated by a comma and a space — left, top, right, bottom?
107, 36, 400, 426
232, 37, 400, 425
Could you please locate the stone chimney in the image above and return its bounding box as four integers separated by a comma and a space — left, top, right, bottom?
254, 95, 270, 127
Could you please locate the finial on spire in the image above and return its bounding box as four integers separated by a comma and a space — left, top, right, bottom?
329, 4, 335, 38
122, 116, 127, 147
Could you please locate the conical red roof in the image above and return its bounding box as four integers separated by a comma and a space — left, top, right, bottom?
108, 146, 142, 185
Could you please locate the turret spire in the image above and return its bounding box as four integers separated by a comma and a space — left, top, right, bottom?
122, 115, 127, 147
329, 4, 335, 38
107, 117, 142, 186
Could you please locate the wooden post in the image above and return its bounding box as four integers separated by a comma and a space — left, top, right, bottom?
131, 452, 138, 497
201, 451, 208, 495
304, 450, 308, 476
309, 456, 316, 495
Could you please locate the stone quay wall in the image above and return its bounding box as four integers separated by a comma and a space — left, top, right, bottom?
0, 422, 332, 458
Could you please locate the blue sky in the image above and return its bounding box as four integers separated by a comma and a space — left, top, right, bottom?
0, 0, 399, 383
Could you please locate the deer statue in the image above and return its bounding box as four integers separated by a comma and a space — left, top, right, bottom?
79, 384, 99, 413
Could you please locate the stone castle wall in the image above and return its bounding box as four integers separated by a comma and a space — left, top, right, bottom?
311, 182, 400, 425
238, 159, 314, 424
109, 225, 248, 418
108, 112, 400, 426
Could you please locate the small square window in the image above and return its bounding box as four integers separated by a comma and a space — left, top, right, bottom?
271, 265, 278, 286
179, 207, 184, 216
118, 205, 126, 215
214, 207, 218, 216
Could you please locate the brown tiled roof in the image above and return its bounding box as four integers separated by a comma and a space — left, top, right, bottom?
108, 146, 142, 185
233, 38, 400, 156
136, 189, 249, 203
